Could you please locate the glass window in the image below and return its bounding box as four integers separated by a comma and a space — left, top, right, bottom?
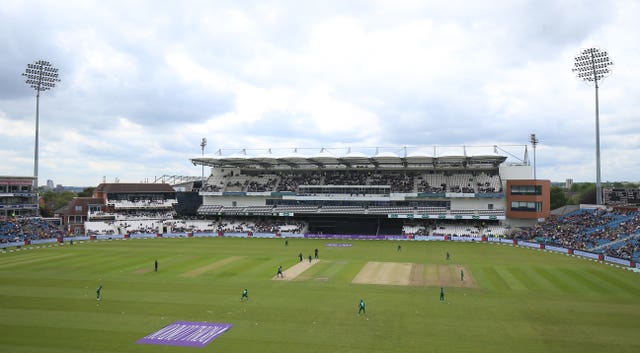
510, 201, 541, 212
510, 185, 542, 195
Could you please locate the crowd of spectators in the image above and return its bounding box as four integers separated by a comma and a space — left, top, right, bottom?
203, 169, 503, 194
511, 209, 640, 260
247, 176, 278, 192
190, 166, 500, 196
201, 184, 222, 192
417, 181, 445, 193
402, 220, 503, 237
0, 217, 64, 243
369, 171, 416, 192
604, 239, 639, 260
276, 172, 322, 192
167, 218, 307, 234
121, 221, 161, 234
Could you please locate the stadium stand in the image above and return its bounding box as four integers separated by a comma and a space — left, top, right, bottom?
512, 208, 640, 261
0, 217, 64, 242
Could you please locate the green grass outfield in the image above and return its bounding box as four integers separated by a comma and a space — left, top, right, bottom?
1, 237, 639, 353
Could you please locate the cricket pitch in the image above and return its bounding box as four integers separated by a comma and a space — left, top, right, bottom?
273, 259, 320, 280
352, 262, 477, 287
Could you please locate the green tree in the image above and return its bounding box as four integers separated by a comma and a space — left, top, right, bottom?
550, 186, 568, 210
578, 185, 597, 204
40, 190, 77, 217
571, 182, 594, 193
78, 187, 95, 197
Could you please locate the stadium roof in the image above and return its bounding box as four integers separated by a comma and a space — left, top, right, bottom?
94, 183, 176, 194
190, 146, 511, 169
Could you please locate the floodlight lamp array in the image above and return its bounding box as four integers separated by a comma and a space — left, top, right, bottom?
572, 48, 613, 82
22, 60, 61, 91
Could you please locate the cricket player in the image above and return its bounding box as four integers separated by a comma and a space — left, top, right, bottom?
277, 265, 284, 278
154, 259, 158, 272
440, 287, 445, 301
460, 269, 464, 281
241, 288, 248, 301
397, 244, 402, 252
446, 252, 450, 260
358, 299, 366, 315
314, 248, 319, 259
96, 285, 102, 301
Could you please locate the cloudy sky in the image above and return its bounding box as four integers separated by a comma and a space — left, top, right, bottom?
1, 0, 639, 186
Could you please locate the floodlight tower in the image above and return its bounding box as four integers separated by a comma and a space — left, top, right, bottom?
530, 133, 538, 180
200, 138, 207, 189
573, 48, 613, 205
22, 60, 60, 196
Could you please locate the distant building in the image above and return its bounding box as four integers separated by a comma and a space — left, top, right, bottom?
61, 183, 178, 235
603, 188, 640, 206
0, 176, 38, 217
565, 178, 573, 190
46, 179, 54, 190
61, 197, 104, 235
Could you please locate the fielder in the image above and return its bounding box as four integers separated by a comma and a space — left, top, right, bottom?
358, 299, 366, 315
96, 285, 103, 301
277, 265, 284, 278
240, 288, 248, 301
440, 287, 445, 301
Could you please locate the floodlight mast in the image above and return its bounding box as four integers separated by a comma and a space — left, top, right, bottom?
22, 60, 60, 211
200, 138, 207, 189
573, 48, 613, 205
530, 134, 538, 180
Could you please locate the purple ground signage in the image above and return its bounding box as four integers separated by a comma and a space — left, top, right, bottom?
137, 321, 232, 347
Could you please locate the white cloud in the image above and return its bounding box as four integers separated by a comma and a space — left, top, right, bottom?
1, 0, 639, 185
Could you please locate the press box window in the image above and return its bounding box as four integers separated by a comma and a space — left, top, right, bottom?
510, 185, 542, 195
510, 201, 541, 212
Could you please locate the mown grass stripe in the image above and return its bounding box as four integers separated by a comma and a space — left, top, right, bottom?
181, 256, 244, 277
477, 266, 510, 291
585, 268, 640, 297
507, 266, 556, 292
0, 253, 73, 269
531, 266, 577, 294
494, 266, 527, 290
556, 267, 613, 295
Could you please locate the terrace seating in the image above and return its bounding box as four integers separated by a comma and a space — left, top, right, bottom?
85, 221, 118, 235
317, 206, 366, 214
367, 206, 416, 214
198, 205, 223, 215
415, 207, 448, 214
272, 205, 319, 213
0, 217, 63, 241
512, 209, 640, 260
